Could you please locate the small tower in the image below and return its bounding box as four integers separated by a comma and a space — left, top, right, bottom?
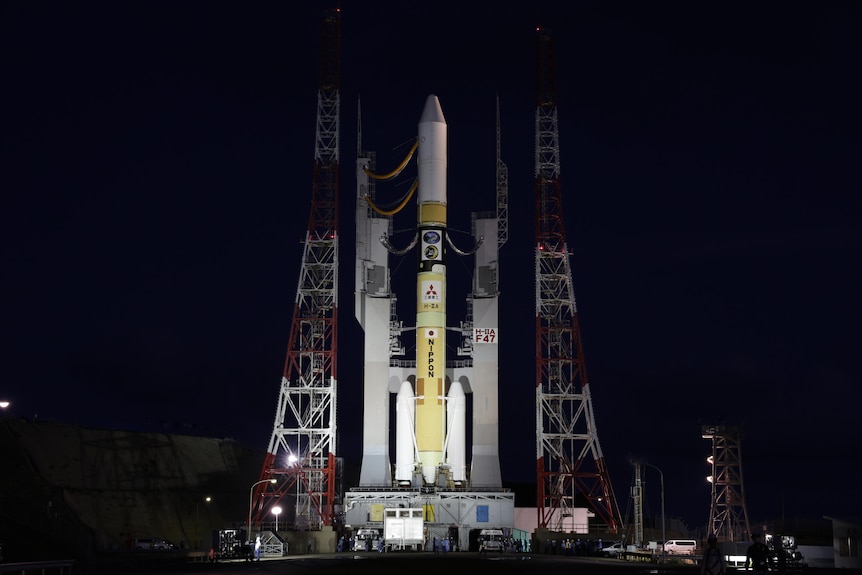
703, 424, 752, 541
631, 464, 644, 547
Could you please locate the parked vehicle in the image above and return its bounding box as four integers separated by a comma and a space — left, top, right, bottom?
478, 529, 505, 552
602, 542, 625, 557
134, 537, 175, 550
664, 539, 697, 555
383, 508, 423, 551
353, 528, 380, 551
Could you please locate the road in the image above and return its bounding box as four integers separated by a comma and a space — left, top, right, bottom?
95, 552, 700, 575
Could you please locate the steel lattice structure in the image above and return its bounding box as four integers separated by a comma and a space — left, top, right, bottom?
703, 425, 751, 542
251, 8, 341, 531
534, 28, 621, 532
496, 95, 509, 248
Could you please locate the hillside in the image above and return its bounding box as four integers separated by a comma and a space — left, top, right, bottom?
0, 417, 264, 562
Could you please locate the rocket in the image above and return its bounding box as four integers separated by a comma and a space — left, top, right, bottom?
358, 93, 498, 490
415, 95, 448, 485
391, 95, 466, 487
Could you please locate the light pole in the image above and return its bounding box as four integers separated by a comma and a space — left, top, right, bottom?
644, 462, 666, 561
248, 479, 277, 544
194, 496, 212, 549
288, 454, 299, 528
272, 506, 282, 532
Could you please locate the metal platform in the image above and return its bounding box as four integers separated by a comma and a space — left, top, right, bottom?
343, 488, 514, 552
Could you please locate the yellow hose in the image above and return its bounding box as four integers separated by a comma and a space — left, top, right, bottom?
365, 179, 418, 216
363, 139, 419, 181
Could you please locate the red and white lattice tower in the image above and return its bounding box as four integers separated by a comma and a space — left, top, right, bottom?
534, 27, 622, 532
250, 8, 341, 532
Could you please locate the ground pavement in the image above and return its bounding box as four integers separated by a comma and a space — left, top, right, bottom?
92, 551, 702, 575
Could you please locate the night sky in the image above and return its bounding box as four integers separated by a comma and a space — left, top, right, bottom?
4, 1, 861, 531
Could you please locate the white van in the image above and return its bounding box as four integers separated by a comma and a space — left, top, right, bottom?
479, 529, 505, 551
664, 539, 697, 555
353, 528, 380, 551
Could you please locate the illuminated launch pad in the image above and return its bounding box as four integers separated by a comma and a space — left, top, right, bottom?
348, 95, 513, 548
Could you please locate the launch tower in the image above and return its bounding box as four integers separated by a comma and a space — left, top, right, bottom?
533, 28, 622, 532
250, 8, 341, 532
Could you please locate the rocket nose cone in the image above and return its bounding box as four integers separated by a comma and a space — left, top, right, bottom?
420, 94, 446, 124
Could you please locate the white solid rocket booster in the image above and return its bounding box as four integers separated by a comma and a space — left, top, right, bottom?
395, 380, 415, 484
415, 95, 448, 484
446, 380, 466, 483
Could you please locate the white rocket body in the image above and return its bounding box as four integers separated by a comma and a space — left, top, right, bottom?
414, 94, 448, 485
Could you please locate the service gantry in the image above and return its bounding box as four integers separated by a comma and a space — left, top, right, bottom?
533, 27, 622, 532
250, 8, 341, 531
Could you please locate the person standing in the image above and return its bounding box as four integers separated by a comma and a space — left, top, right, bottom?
746, 533, 771, 575
701, 535, 727, 575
